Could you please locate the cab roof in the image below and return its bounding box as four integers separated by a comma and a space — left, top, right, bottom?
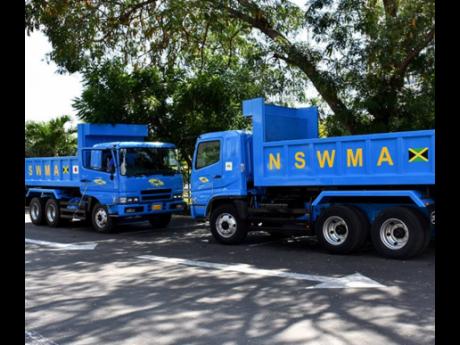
92, 141, 176, 149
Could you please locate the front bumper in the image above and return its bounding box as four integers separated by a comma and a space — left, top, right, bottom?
108, 200, 186, 218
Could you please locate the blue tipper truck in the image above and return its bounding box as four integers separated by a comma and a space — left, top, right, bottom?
25, 124, 185, 232
190, 98, 435, 259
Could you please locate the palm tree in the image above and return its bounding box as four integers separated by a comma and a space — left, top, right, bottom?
25, 115, 77, 157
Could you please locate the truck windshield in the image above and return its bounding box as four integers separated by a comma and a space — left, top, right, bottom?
119, 148, 180, 177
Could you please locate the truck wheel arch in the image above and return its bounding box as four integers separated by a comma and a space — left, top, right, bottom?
206, 197, 248, 220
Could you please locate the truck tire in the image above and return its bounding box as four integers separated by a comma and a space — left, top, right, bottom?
148, 213, 172, 229
315, 205, 368, 254
91, 203, 115, 233
411, 208, 432, 256
210, 204, 248, 244
44, 199, 61, 227
29, 197, 45, 225
370, 206, 430, 259
347, 205, 370, 250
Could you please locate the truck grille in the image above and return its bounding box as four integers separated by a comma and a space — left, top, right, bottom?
141, 188, 172, 201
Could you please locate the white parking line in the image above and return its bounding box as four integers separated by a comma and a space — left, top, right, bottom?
137, 255, 386, 289
25, 238, 98, 250
25, 330, 59, 345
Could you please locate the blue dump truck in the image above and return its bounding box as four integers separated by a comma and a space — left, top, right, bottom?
190, 98, 435, 259
25, 124, 185, 232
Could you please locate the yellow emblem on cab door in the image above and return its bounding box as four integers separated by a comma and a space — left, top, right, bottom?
93, 178, 106, 185
199, 176, 209, 183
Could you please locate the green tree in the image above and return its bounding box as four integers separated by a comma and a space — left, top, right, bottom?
25, 115, 77, 157
26, 0, 434, 134
73, 59, 263, 173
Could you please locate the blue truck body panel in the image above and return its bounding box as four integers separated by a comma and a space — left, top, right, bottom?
25, 156, 80, 188
242, 98, 435, 187
77, 123, 148, 148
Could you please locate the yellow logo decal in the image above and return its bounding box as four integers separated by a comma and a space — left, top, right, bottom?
199, 176, 209, 183
93, 178, 106, 185
377, 146, 394, 166
347, 148, 363, 167
268, 153, 281, 170
317, 150, 336, 168
62, 166, 69, 174
149, 178, 165, 187
44, 165, 51, 176
54, 165, 59, 176
294, 151, 306, 169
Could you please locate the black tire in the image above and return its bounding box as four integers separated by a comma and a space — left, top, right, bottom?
347, 205, 371, 250
44, 199, 61, 227
411, 208, 432, 256
148, 213, 172, 229
29, 197, 45, 225
315, 205, 368, 254
91, 203, 115, 233
370, 206, 430, 259
210, 204, 248, 244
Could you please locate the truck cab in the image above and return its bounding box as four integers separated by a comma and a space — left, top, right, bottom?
26, 124, 185, 232
190, 130, 252, 219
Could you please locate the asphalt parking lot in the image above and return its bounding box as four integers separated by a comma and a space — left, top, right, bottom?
25, 211, 435, 345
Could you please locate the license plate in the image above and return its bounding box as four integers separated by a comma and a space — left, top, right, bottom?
151, 204, 162, 211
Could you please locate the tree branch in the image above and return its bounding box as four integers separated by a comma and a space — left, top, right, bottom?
219, 0, 355, 131
382, 0, 398, 18
395, 26, 435, 81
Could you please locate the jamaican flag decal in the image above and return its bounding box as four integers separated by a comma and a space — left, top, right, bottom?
408, 147, 429, 163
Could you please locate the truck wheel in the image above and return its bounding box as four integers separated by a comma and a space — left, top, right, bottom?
148, 213, 172, 229
92, 203, 115, 233
315, 205, 368, 254
29, 197, 45, 225
370, 207, 429, 259
210, 204, 248, 244
44, 199, 61, 227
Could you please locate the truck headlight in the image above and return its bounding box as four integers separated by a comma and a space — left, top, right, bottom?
127, 197, 139, 203
119, 197, 127, 204
173, 193, 182, 199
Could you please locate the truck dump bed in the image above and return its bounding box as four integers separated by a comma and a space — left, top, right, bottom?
242, 98, 435, 187
25, 156, 80, 187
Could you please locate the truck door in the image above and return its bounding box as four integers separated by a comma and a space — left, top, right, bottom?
80, 149, 119, 205
190, 139, 223, 217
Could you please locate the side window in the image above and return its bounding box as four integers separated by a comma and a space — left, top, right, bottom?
83, 149, 114, 172
195, 141, 220, 169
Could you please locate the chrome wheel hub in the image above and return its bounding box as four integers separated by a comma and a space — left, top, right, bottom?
323, 216, 349, 246
380, 218, 409, 250
30, 203, 40, 220
46, 204, 56, 223
215, 213, 237, 238
95, 208, 108, 228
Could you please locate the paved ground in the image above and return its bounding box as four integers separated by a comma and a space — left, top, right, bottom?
25, 212, 435, 345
